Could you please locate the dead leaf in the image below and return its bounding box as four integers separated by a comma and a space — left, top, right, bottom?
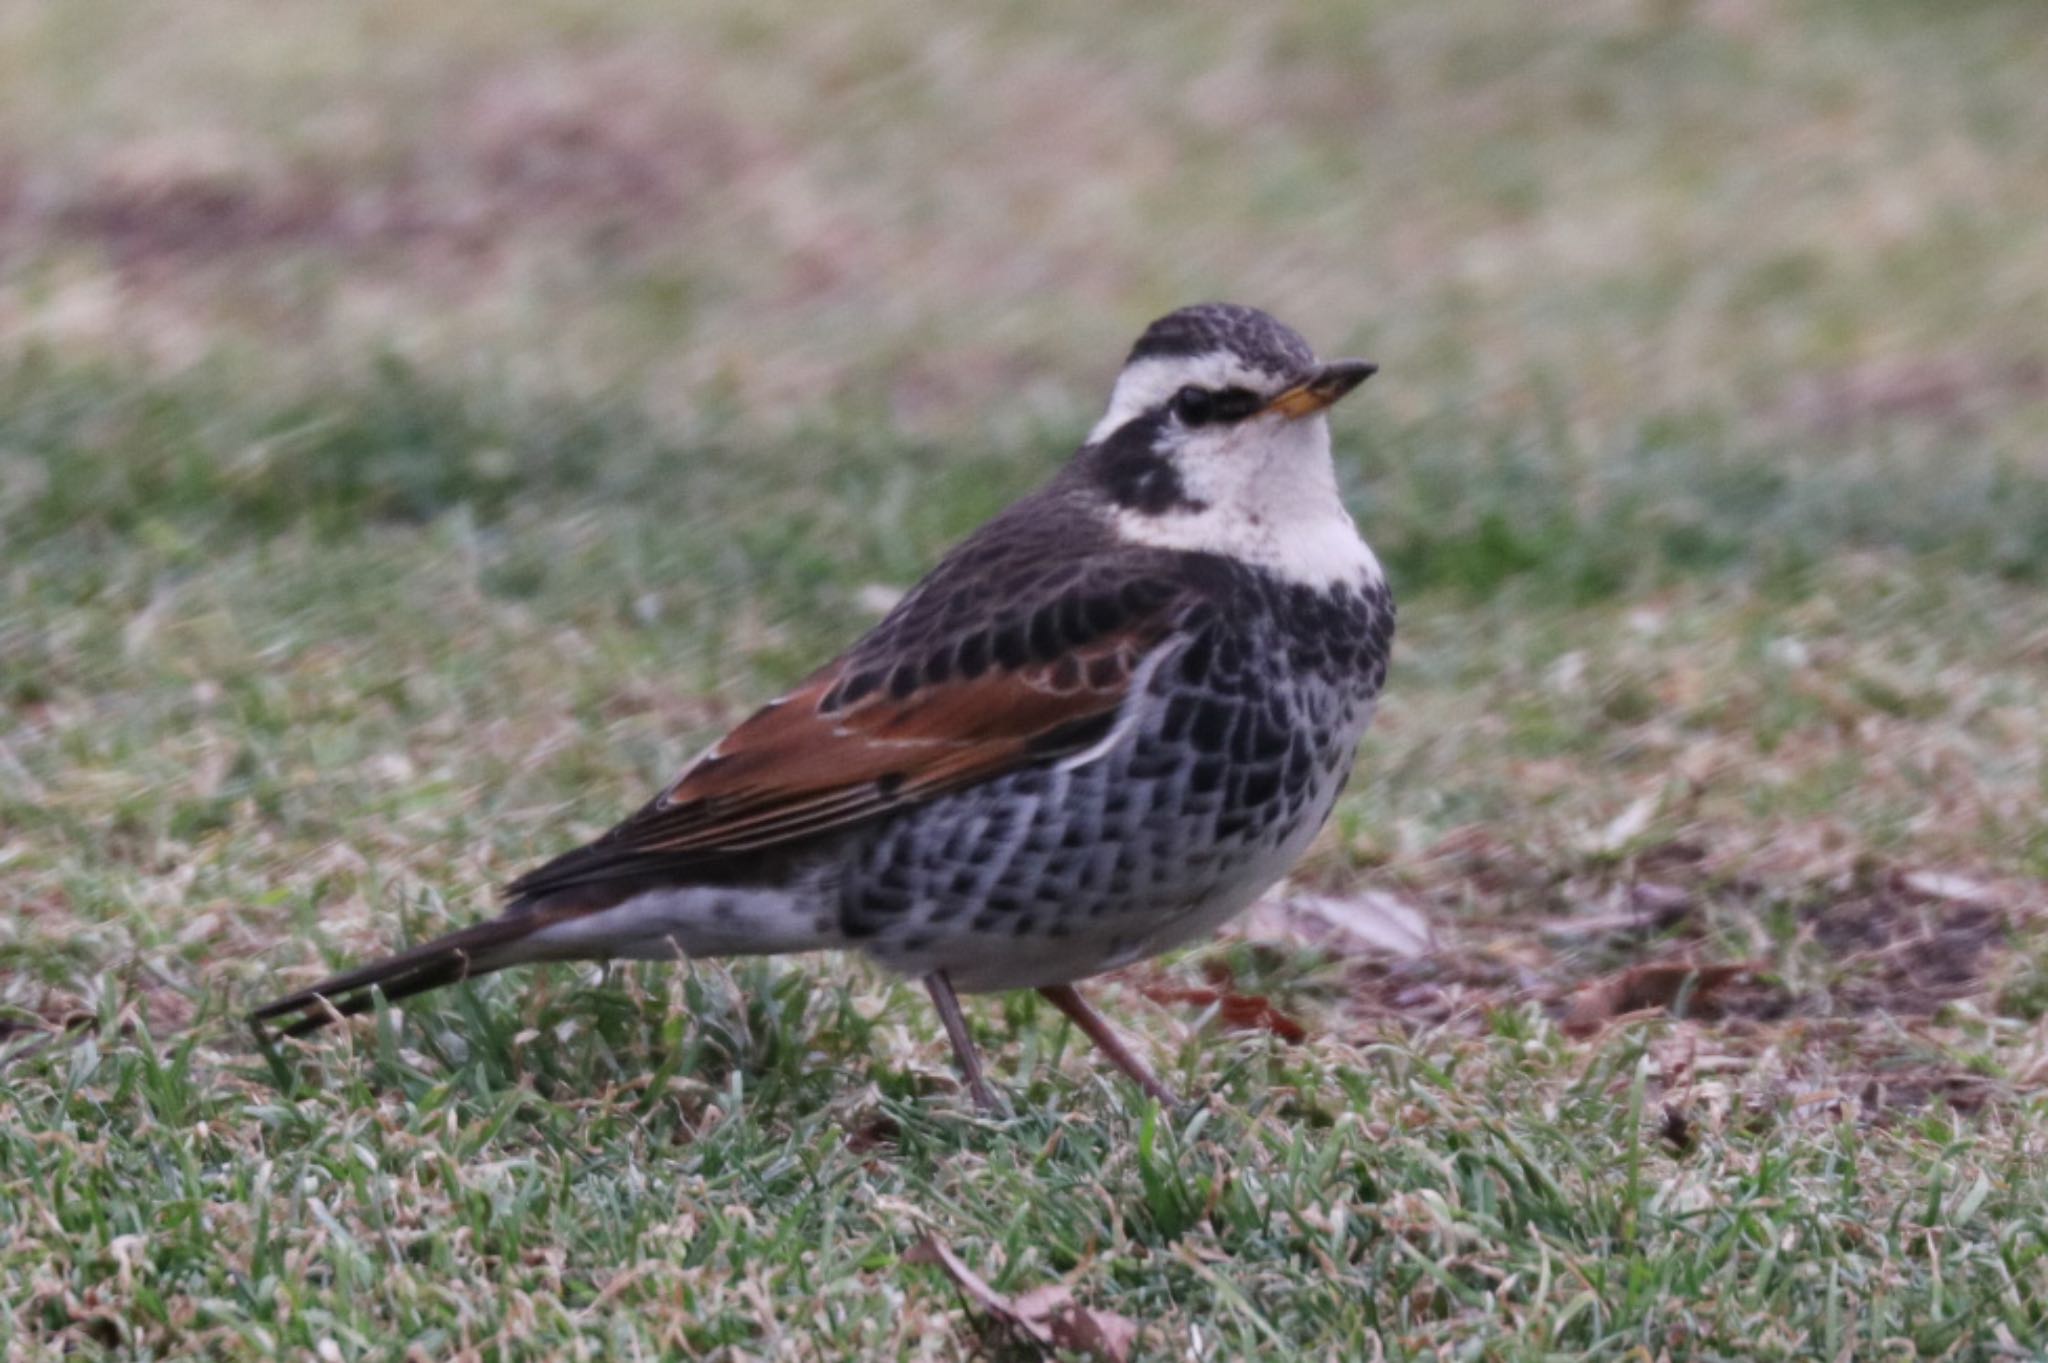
906, 1235, 1051, 1348
1897, 869, 2002, 910
906, 1236, 1138, 1362
1561, 962, 1759, 1037
1540, 882, 1694, 942
1046, 1299, 1139, 1360
1588, 793, 1660, 854
1137, 982, 1307, 1043
1010, 1284, 1075, 1322
1240, 890, 1436, 959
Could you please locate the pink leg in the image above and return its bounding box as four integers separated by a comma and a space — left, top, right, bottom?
923, 972, 1000, 1111
1039, 984, 1180, 1105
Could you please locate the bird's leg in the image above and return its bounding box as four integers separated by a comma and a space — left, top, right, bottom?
923, 972, 999, 1112
1038, 984, 1180, 1106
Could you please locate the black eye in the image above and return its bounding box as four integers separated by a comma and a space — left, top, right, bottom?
1212, 387, 1262, 421
1174, 385, 1261, 427
1173, 385, 1216, 425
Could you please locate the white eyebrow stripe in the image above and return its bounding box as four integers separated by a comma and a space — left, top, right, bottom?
1085, 353, 1285, 444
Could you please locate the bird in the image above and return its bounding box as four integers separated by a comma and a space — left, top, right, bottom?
252, 302, 1395, 1109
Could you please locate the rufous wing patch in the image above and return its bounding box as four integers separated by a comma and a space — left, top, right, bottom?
502, 564, 1197, 902
621, 625, 1159, 856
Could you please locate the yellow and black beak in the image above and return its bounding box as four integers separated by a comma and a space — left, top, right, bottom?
1265, 359, 1378, 420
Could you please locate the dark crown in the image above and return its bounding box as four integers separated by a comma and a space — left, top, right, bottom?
1125, 303, 1316, 377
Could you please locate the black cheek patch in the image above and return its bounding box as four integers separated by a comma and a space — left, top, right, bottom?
1103, 449, 1204, 515
1092, 412, 1208, 515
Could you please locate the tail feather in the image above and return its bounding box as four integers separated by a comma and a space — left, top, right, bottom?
249, 916, 549, 1038
250, 875, 840, 1038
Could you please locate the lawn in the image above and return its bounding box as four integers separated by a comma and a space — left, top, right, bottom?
4, 1, 2048, 1357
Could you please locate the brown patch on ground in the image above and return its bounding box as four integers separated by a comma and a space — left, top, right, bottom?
0, 964, 200, 1066
0, 990, 97, 1068
0, 1004, 95, 1046
1135, 970, 1309, 1043
1803, 870, 2011, 1016
1560, 961, 1762, 1037
1332, 949, 1531, 1031
18, 52, 768, 287
906, 1234, 1140, 1362
1241, 839, 2046, 1114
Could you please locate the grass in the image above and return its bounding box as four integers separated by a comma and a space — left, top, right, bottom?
14, 993, 2048, 1357
4, 0, 2048, 1357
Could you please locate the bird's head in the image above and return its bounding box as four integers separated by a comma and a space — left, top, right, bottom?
1074, 302, 1379, 588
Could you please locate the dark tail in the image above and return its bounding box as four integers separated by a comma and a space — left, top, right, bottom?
249, 915, 551, 1038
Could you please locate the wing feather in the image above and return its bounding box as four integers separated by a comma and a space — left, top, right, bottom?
504, 574, 1193, 901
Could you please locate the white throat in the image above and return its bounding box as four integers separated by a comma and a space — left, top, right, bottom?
1106, 409, 1382, 591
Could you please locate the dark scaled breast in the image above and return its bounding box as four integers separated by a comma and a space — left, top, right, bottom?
835, 550, 1394, 962
1172, 556, 1395, 703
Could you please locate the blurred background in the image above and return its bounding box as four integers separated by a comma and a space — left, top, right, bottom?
7, 1, 2048, 1355
7, 0, 2048, 1060
12, 0, 2048, 1006
8, 1, 2046, 469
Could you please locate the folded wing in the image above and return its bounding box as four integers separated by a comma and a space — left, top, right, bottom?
506, 569, 1194, 901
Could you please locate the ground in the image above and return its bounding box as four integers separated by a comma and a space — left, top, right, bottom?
4, 0, 2048, 1358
